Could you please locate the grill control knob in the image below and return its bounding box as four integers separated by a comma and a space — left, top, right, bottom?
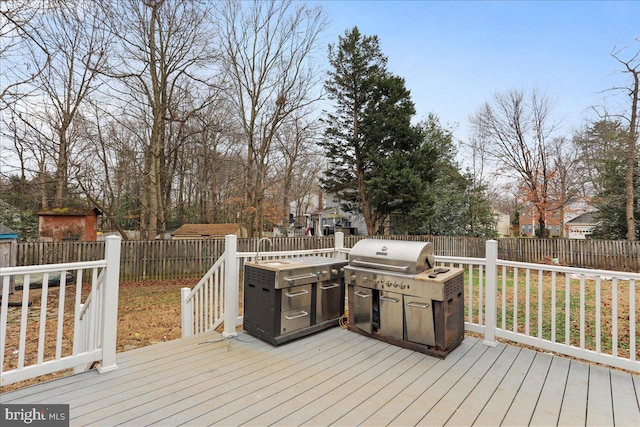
400, 284, 406, 289
361, 276, 368, 283
331, 269, 338, 275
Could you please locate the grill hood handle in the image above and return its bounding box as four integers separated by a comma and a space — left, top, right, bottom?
351, 259, 410, 272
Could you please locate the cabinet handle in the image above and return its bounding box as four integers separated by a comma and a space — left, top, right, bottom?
284, 311, 309, 320
284, 273, 318, 282
285, 289, 310, 298
406, 301, 430, 309
352, 260, 410, 271
320, 283, 340, 290
380, 295, 400, 303
354, 291, 371, 298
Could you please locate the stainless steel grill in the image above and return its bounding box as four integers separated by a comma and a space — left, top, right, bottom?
345, 239, 464, 358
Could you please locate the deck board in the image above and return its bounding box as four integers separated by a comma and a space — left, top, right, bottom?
501, 351, 553, 426
557, 359, 589, 426
362, 338, 478, 427
472, 346, 537, 426
610, 368, 640, 426
415, 343, 506, 426
443, 344, 521, 426
529, 356, 570, 426
388, 341, 491, 426
2, 327, 638, 427
299, 350, 426, 426
587, 364, 615, 426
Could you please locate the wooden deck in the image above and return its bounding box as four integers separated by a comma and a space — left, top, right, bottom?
2, 327, 640, 426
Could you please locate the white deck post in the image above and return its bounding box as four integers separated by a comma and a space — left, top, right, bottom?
334, 231, 345, 259
181, 287, 193, 338
483, 239, 498, 346
222, 234, 239, 338
97, 235, 121, 373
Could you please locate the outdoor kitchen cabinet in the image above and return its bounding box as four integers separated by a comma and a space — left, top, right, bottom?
243, 257, 347, 345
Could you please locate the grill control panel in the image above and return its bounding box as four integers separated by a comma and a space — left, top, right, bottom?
345, 267, 445, 301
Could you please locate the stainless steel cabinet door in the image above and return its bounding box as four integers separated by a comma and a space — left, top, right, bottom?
379, 290, 403, 339
352, 285, 373, 334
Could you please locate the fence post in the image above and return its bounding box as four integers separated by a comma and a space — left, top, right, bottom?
222, 234, 239, 338
334, 232, 345, 259
97, 235, 121, 373
181, 287, 193, 338
483, 239, 498, 346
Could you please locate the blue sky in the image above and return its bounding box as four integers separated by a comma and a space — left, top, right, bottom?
314, 0, 640, 144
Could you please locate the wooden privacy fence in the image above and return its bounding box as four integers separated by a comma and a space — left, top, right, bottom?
15, 235, 640, 280
499, 238, 640, 271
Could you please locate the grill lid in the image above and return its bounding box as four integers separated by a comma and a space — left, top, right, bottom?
348, 239, 434, 274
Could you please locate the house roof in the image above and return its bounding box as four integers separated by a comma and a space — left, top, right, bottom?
38, 207, 102, 217
171, 223, 244, 237
566, 211, 599, 225
0, 223, 18, 238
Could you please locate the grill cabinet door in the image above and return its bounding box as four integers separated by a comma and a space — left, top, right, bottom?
352, 285, 373, 334
316, 281, 342, 323
404, 295, 435, 346
378, 290, 403, 339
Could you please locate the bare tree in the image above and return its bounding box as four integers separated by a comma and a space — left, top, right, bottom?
32, 1, 111, 206
611, 44, 640, 241
547, 136, 581, 236
272, 113, 322, 229
0, 1, 51, 110
217, 0, 327, 237
102, 0, 219, 239
2, 110, 52, 207
471, 89, 560, 236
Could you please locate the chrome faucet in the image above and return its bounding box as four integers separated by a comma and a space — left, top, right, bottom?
256, 237, 273, 262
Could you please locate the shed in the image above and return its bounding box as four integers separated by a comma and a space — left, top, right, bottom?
171, 223, 248, 240
38, 207, 102, 242
0, 223, 18, 294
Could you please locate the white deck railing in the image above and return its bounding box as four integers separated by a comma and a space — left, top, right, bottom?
183, 234, 640, 373
0, 236, 121, 387
439, 241, 639, 372
181, 234, 349, 338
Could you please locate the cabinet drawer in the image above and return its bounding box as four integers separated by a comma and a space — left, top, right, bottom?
281, 284, 312, 311
280, 307, 311, 334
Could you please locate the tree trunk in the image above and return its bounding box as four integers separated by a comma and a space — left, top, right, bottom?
39, 164, 48, 210
626, 70, 638, 241
54, 126, 68, 207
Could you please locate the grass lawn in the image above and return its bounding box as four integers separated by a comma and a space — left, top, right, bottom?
463, 266, 640, 360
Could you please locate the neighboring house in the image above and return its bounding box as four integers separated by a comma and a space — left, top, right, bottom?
311, 207, 364, 236
38, 207, 102, 242
171, 223, 248, 239
518, 205, 563, 237
289, 190, 367, 236
566, 211, 599, 239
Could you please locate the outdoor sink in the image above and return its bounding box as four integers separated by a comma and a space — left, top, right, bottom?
264, 261, 288, 266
